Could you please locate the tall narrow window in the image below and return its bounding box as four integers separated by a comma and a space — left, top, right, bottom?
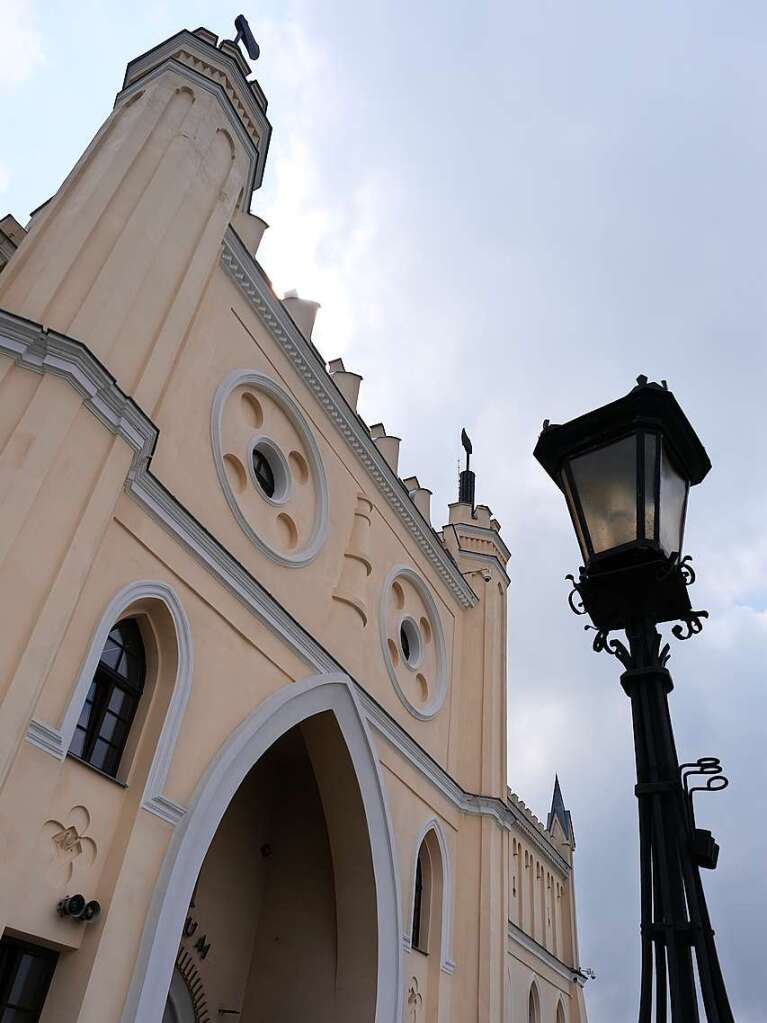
69, 618, 146, 778
0, 935, 58, 1021
411, 851, 424, 951
528, 984, 540, 1023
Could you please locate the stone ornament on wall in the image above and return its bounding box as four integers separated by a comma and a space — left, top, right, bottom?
379, 565, 448, 720
406, 977, 423, 1022
211, 370, 328, 566
332, 492, 374, 625
41, 805, 97, 888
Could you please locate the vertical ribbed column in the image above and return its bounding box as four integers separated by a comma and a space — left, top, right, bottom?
332, 493, 373, 626
0, 50, 257, 410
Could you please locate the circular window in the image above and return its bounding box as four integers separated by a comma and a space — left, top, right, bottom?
252, 448, 275, 497
379, 566, 448, 720
399, 617, 422, 669
248, 438, 291, 504
212, 371, 328, 567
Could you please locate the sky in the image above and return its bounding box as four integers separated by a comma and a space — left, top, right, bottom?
2, 1, 766, 1020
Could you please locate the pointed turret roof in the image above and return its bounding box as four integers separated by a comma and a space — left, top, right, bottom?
547, 775, 575, 846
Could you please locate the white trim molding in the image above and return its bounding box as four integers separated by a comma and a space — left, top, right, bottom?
120, 673, 403, 1023
25, 579, 193, 827
405, 816, 456, 975
507, 921, 581, 987
379, 565, 448, 721
0, 310, 569, 875
358, 688, 570, 874
210, 369, 329, 566
0, 311, 156, 464
220, 229, 477, 610
556, 993, 569, 1022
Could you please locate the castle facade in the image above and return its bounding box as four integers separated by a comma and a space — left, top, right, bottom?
0, 23, 589, 1023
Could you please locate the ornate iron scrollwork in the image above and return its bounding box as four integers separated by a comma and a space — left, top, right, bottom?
679, 554, 696, 586
671, 609, 709, 641
565, 573, 587, 616
586, 626, 632, 669
680, 756, 729, 804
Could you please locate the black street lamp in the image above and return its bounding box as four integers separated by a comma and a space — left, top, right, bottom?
534, 376, 734, 1023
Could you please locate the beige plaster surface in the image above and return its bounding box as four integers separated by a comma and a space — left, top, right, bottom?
0, 23, 588, 1023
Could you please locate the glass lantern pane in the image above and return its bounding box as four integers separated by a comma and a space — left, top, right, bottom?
562, 470, 589, 561
659, 441, 688, 556
643, 433, 657, 541
569, 435, 638, 555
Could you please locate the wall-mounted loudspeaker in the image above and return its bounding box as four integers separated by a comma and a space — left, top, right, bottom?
57, 894, 101, 923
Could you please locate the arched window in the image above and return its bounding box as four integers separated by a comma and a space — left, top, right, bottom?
69, 618, 146, 777
556, 1000, 566, 1023
411, 845, 431, 952
528, 982, 540, 1023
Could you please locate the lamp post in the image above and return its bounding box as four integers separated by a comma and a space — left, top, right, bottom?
534, 376, 734, 1023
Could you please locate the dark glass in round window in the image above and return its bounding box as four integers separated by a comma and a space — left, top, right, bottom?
400, 622, 410, 662
253, 448, 275, 498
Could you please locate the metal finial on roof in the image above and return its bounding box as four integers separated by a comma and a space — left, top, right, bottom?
458, 428, 476, 508
233, 14, 260, 60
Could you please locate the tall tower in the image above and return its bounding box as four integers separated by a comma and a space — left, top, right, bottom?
442, 435, 511, 1021
0, 28, 271, 790
0, 28, 270, 409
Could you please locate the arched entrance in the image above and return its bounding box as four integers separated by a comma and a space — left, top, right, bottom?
122, 674, 402, 1023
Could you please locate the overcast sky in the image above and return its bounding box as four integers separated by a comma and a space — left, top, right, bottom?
2, 2, 765, 1020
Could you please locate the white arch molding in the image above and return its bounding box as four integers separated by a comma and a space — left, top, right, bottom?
120, 673, 403, 1023
405, 816, 455, 975
25, 579, 193, 825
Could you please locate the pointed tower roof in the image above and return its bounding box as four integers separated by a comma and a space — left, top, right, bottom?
547, 775, 575, 846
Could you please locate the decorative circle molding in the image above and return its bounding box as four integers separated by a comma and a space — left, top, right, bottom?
211, 370, 328, 566
379, 566, 448, 720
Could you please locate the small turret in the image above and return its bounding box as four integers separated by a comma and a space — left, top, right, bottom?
547, 775, 575, 848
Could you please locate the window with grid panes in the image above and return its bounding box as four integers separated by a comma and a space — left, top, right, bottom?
0, 935, 57, 1021
69, 618, 145, 778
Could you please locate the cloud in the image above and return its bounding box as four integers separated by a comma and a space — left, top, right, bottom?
254, 15, 391, 361
0, 0, 45, 93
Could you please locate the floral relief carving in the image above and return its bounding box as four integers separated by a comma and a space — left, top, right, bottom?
406, 977, 423, 1022
41, 805, 97, 887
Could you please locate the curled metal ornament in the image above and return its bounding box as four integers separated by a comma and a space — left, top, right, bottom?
586, 626, 632, 669
679, 554, 696, 586
657, 551, 697, 586
679, 756, 729, 813
565, 573, 587, 616
671, 609, 709, 641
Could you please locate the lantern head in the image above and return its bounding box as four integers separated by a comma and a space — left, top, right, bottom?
534, 377, 710, 629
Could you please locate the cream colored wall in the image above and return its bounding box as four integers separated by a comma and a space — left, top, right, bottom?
0, 24, 588, 1023
148, 265, 465, 778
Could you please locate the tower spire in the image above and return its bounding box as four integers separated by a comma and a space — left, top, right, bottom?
547, 774, 574, 845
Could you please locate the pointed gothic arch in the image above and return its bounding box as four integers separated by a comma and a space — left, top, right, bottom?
556, 996, 567, 1023
28, 578, 193, 821
120, 672, 402, 1023
528, 979, 541, 1023
407, 816, 455, 974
